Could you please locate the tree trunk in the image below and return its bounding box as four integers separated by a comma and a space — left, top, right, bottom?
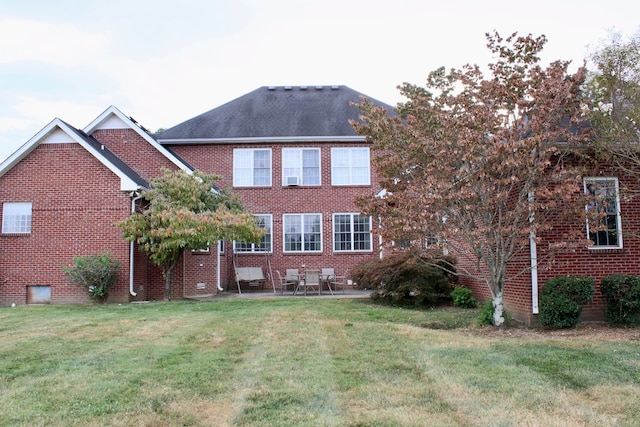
493, 291, 505, 327
164, 268, 173, 301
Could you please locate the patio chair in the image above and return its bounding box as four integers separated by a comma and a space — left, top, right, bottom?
276, 270, 297, 294
296, 269, 321, 296
321, 268, 336, 295
285, 268, 300, 283
330, 271, 347, 294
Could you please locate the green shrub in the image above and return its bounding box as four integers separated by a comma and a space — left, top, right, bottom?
477, 299, 511, 326
63, 253, 121, 303
539, 275, 594, 328
477, 300, 495, 326
600, 275, 640, 325
451, 286, 477, 308
350, 250, 457, 307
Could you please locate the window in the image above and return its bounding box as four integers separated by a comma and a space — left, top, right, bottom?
282, 148, 320, 186
283, 214, 322, 252
235, 215, 272, 253
2, 202, 32, 234
333, 213, 372, 252
331, 147, 370, 185
584, 177, 622, 248
191, 240, 224, 253
233, 149, 272, 187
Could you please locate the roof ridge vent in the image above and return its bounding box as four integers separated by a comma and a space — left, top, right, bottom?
315, 86, 324, 90
267, 86, 276, 90
300, 86, 308, 90
331, 85, 339, 90
284, 86, 292, 90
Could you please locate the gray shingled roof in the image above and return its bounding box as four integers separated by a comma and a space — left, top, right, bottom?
64, 122, 149, 188
156, 85, 394, 142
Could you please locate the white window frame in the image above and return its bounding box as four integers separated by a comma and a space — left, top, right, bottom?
584, 177, 622, 249
234, 214, 272, 253
282, 148, 321, 186
2, 202, 32, 234
233, 148, 272, 187
331, 147, 370, 186
283, 213, 322, 253
333, 213, 373, 252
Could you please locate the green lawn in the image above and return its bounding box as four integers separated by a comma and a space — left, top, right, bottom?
1, 298, 639, 426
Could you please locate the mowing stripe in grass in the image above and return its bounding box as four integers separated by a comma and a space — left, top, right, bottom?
228, 308, 341, 426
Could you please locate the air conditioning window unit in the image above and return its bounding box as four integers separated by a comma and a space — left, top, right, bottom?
285, 176, 300, 186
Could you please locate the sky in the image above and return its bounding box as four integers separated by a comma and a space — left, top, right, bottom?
1, 0, 638, 162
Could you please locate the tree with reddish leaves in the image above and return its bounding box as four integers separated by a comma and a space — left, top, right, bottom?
353, 32, 592, 326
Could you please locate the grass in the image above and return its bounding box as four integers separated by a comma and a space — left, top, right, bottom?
0, 298, 639, 426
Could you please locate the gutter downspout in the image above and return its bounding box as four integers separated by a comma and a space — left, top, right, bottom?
129, 192, 143, 297
528, 191, 539, 314
216, 240, 224, 291
529, 230, 539, 314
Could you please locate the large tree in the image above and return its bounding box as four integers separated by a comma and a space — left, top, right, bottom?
585, 30, 640, 179
353, 32, 591, 326
118, 169, 264, 300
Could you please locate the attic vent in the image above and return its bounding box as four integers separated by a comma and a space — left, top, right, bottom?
284, 86, 292, 90
268, 86, 276, 90
315, 86, 323, 90
331, 85, 339, 90
300, 86, 308, 90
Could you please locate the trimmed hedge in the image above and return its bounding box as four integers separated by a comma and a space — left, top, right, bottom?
600, 275, 640, 325
539, 275, 594, 328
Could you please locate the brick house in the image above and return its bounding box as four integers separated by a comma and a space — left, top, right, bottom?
456, 156, 640, 325
0, 86, 393, 305
4, 85, 632, 323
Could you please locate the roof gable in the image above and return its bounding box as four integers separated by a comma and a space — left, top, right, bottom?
156, 85, 395, 143
0, 118, 147, 191
85, 105, 193, 171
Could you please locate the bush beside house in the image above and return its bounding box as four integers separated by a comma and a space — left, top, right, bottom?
350, 250, 457, 306
539, 276, 595, 328
63, 253, 121, 303
600, 275, 640, 325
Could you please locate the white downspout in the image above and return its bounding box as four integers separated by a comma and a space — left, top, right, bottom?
216, 240, 224, 291
129, 193, 143, 297
529, 230, 539, 314
528, 191, 539, 314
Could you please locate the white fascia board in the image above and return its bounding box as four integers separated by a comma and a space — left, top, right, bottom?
0, 118, 141, 191
157, 135, 367, 144
84, 105, 192, 174
0, 118, 64, 178
55, 120, 143, 192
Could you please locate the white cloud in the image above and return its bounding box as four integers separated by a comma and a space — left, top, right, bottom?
0, 19, 109, 66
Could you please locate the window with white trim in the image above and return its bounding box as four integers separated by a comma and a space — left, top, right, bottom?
283, 214, 322, 252
333, 213, 372, 252
584, 177, 622, 248
331, 147, 370, 185
282, 148, 320, 186
233, 149, 272, 187
235, 215, 272, 253
2, 202, 32, 234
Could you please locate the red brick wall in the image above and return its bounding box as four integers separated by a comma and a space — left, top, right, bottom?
0, 143, 133, 305
458, 163, 640, 325
91, 129, 177, 179
171, 142, 381, 289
